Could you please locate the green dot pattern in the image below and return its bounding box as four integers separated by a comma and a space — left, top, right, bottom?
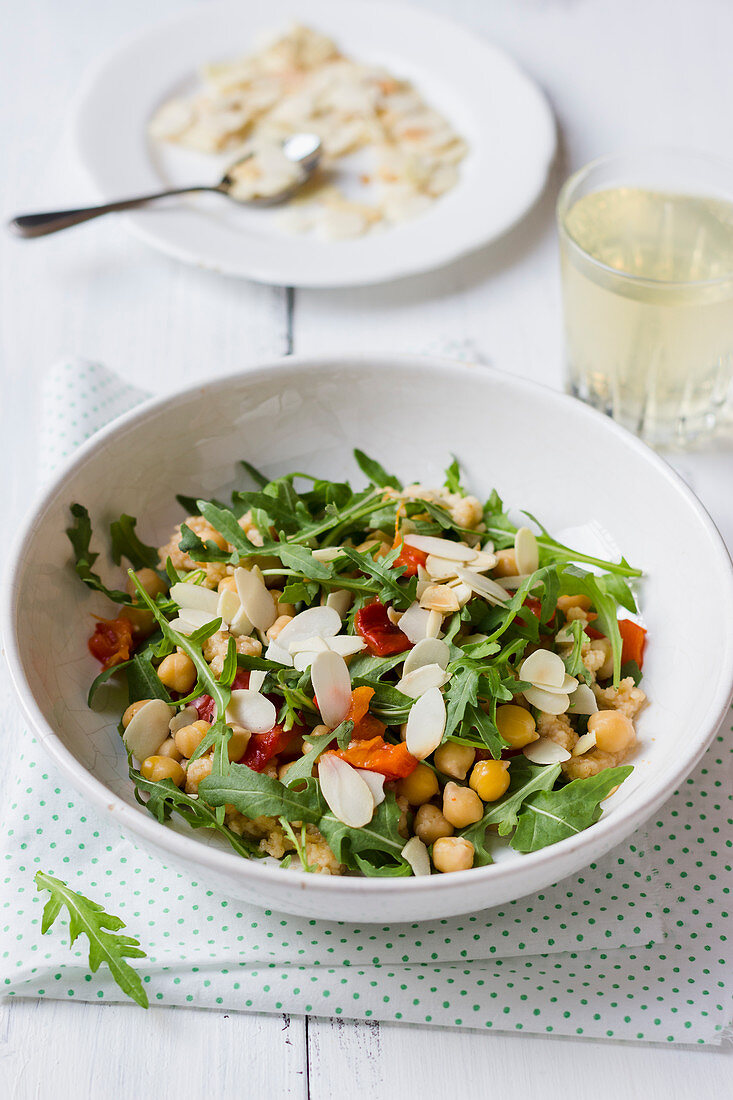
0, 363, 730, 1045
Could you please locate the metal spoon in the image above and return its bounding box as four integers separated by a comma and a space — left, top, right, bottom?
7, 133, 322, 239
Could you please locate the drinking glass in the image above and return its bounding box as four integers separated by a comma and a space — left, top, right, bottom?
557, 150, 733, 447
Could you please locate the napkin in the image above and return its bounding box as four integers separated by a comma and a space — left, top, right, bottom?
1, 359, 731, 1045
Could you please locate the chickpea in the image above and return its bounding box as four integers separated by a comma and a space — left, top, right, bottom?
493, 548, 519, 577
434, 742, 476, 781
157, 737, 182, 762
217, 575, 237, 593
141, 755, 185, 787
226, 725, 251, 762
588, 710, 635, 754
279, 760, 297, 781
175, 719, 211, 759
594, 637, 614, 681
270, 590, 297, 618
556, 593, 592, 614
126, 567, 167, 600
122, 699, 153, 730
267, 614, 294, 642
495, 704, 538, 749
469, 759, 511, 802
157, 652, 197, 693
432, 836, 475, 873
184, 755, 213, 793
442, 782, 484, 828
124, 605, 156, 639
414, 803, 454, 845
396, 763, 439, 806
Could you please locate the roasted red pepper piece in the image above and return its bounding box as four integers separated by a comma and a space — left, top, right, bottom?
88, 615, 134, 671
343, 687, 387, 740
240, 723, 299, 772
618, 619, 647, 668
332, 736, 418, 780
392, 536, 428, 578
354, 600, 412, 656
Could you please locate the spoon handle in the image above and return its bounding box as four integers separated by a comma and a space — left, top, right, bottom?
7, 186, 223, 238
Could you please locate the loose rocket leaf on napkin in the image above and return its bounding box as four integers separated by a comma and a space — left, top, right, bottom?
34, 870, 149, 1009
511, 765, 633, 853
109, 513, 159, 571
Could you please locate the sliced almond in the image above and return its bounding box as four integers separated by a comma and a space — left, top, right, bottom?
178, 608, 219, 632
515, 526, 539, 574
424, 555, 460, 582
386, 606, 403, 626
536, 673, 579, 695
234, 566, 277, 631
225, 689, 277, 735
397, 663, 449, 699
325, 636, 367, 658
403, 534, 477, 562
318, 755, 375, 828
523, 737, 571, 764
403, 638, 450, 676
170, 582, 220, 616
446, 580, 473, 608
419, 584, 460, 614
216, 588, 242, 626
554, 624, 576, 646
401, 835, 431, 876
276, 605, 342, 651
326, 589, 352, 619
522, 685, 570, 715
398, 602, 433, 644
355, 768, 386, 806
496, 574, 531, 591
168, 617, 195, 636
464, 549, 497, 574
405, 685, 446, 758
123, 699, 175, 763
248, 670, 267, 694
454, 567, 508, 606
567, 684, 599, 715
311, 650, 352, 728
572, 731, 597, 756
289, 635, 332, 656
519, 649, 566, 689
229, 604, 254, 637
169, 704, 199, 734
426, 610, 443, 638
265, 641, 293, 667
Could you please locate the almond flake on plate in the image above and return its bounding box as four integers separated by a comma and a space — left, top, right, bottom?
397, 663, 449, 699
169, 705, 199, 734
355, 768, 386, 806
403, 534, 477, 562
264, 641, 293, 667
248, 670, 268, 694
522, 684, 571, 715
567, 684, 599, 715
514, 526, 539, 574
123, 699, 175, 763
325, 589, 352, 618
401, 835, 431, 876
397, 602, 433, 644
234, 566, 277, 631
519, 649, 566, 689
216, 588, 242, 626
572, 731, 597, 756
523, 737, 571, 764
170, 582, 220, 615
225, 689, 277, 734
276, 605, 342, 651
453, 567, 509, 606
402, 637, 450, 676
318, 755, 375, 828
405, 685, 446, 759
311, 650, 352, 728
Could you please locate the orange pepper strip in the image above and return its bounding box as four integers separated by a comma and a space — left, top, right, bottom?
332, 736, 419, 781
618, 619, 647, 668
88, 615, 134, 671
345, 687, 387, 741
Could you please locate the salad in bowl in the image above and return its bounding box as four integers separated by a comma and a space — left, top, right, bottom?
71, 449, 647, 879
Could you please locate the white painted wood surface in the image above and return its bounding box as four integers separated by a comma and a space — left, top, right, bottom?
1, 0, 731, 1096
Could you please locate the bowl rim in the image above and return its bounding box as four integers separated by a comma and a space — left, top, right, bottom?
4, 352, 733, 897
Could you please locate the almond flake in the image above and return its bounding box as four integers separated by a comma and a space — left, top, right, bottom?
405, 685, 446, 758
419, 584, 460, 614
169, 705, 199, 734
572, 731, 597, 756
424, 555, 460, 582
403, 638, 450, 676
426, 610, 443, 638
318, 755, 375, 828
234, 566, 277, 631
464, 549, 497, 574
519, 649, 566, 689
216, 588, 242, 626
170, 582, 220, 616
311, 650, 352, 728
401, 835, 431, 876
355, 769, 386, 806
496, 574, 531, 590
522, 685, 571, 715
453, 567, 508, 606
248, 670, 267, 694
325, 636, 367, 658
265, 641, 293, 667
276, 605, 342, 652
523, 737, 571, 764
123, 699, 175, 762
403, 534, 477, 562
567, 684, 599, 715
398, 602, 432, 644
178, 608, 219, 632
514, 526, 539, 574
325, 589, 352, 619
538, 673, 579, 696
229, 604, 254, 637
386, 606, 403, 626
397, 663, 449, 699
225, 690, 277, 734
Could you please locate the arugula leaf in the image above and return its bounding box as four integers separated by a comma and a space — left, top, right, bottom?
443, 667, 479, 740
281, 579, 320, 605
317, 793, 408, 873
339, 545, 416, 609
443, 456, 464, 496
511, 765, 633, 852
353, 449, 402, 490
87, 660, 132, 707
109, 514, 159, 571
178, 522, 233, 563
34, 870, 149, 1008
459, 761, 562, 864
277, 543, 333, 580
126, 649, 172, 704
281, 723, 353, 787
66, 504, 131, 604
199, 764, 323, 824
346, 650, 407, 681
239, 459, 269, 488
559, 566, 624, 684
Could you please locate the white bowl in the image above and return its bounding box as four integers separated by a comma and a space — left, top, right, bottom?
5, 355, 733, 921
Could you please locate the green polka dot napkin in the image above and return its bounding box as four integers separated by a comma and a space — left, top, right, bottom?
1, 361, 731, 1044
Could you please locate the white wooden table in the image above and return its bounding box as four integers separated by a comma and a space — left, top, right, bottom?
1, 1, 731, 1096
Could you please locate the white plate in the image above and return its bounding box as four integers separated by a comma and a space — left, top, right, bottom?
5, 355, 733, 922
73, 0, 556, 286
